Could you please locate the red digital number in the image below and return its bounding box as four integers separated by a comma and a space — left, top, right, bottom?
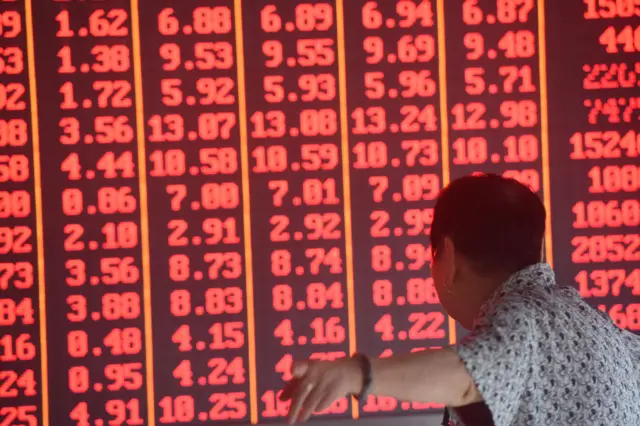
0, 370, 36, 398
0, 406, 37, 426
0, 226, 32, 254
572, 234, 640, 263
0, 334, 36, 362
576, 269, 639, 299
208, 392, 247, 421
159, 395, 195, 423
0, 262, 33, 290
0, 119, 28, 147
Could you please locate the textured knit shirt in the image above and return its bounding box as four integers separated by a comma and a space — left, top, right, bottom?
450, 263, 640, 426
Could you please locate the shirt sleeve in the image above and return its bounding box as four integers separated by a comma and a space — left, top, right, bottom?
454, 294, 538, 426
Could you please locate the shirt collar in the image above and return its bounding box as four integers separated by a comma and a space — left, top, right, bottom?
501, 262, 555, 292
474, 262, 555, 326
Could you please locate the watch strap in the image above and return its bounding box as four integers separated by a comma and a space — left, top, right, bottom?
351, 353, 372, 401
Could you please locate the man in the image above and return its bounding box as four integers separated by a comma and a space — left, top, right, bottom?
280, 174, 640, 425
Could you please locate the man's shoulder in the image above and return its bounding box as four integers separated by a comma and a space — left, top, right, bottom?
622, 329, 640, 359
477, 263, 562, 323
481, 286, 551, 322
481, 283, 608, 342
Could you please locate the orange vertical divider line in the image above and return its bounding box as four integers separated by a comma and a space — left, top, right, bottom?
129, 1, 156, 425
435, 0, 456, 346
24, 1, 49, 424
335, 0, 359, 419
537, 0, 553, 268
233, 0, 258, 422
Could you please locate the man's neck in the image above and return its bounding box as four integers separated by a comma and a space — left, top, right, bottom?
461, 272, 511, 328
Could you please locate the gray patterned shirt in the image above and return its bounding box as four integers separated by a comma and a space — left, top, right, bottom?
451, 263, 640, 425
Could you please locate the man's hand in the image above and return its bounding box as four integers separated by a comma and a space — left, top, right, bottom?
279, 358, 363, 424
279, 349, 480, 424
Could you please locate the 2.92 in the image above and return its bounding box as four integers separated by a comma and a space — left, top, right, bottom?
270, 213, 342, 242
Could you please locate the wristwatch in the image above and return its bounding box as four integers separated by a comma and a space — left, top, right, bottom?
351, 353, 373, 401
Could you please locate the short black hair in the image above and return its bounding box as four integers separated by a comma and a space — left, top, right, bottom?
430, 173, 545, 274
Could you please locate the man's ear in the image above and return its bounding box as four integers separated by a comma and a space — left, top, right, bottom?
442, 236, 456, 287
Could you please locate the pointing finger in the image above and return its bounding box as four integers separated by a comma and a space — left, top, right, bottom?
314, 389, 338, 415
292, 361, 309, 378
279, 377, 301, 401
298, 385, 326, 422
287, 379, 314, 424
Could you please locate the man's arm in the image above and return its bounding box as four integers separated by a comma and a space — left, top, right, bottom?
281, 348, 482, 423
370, 348, 482, 406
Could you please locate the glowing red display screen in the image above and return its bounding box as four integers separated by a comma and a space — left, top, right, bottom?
0, 0, 637, 425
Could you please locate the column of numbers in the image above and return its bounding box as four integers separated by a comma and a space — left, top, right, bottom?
242, 0, 353, 421
0, 1, 43, 424
32, 2, 149, 425
547, 1, 639, 334
342, 0, 448, 416
136, 0, 253, 423
445, 0, 545, 193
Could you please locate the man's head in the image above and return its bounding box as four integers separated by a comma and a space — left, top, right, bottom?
430, 174, 546, 328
